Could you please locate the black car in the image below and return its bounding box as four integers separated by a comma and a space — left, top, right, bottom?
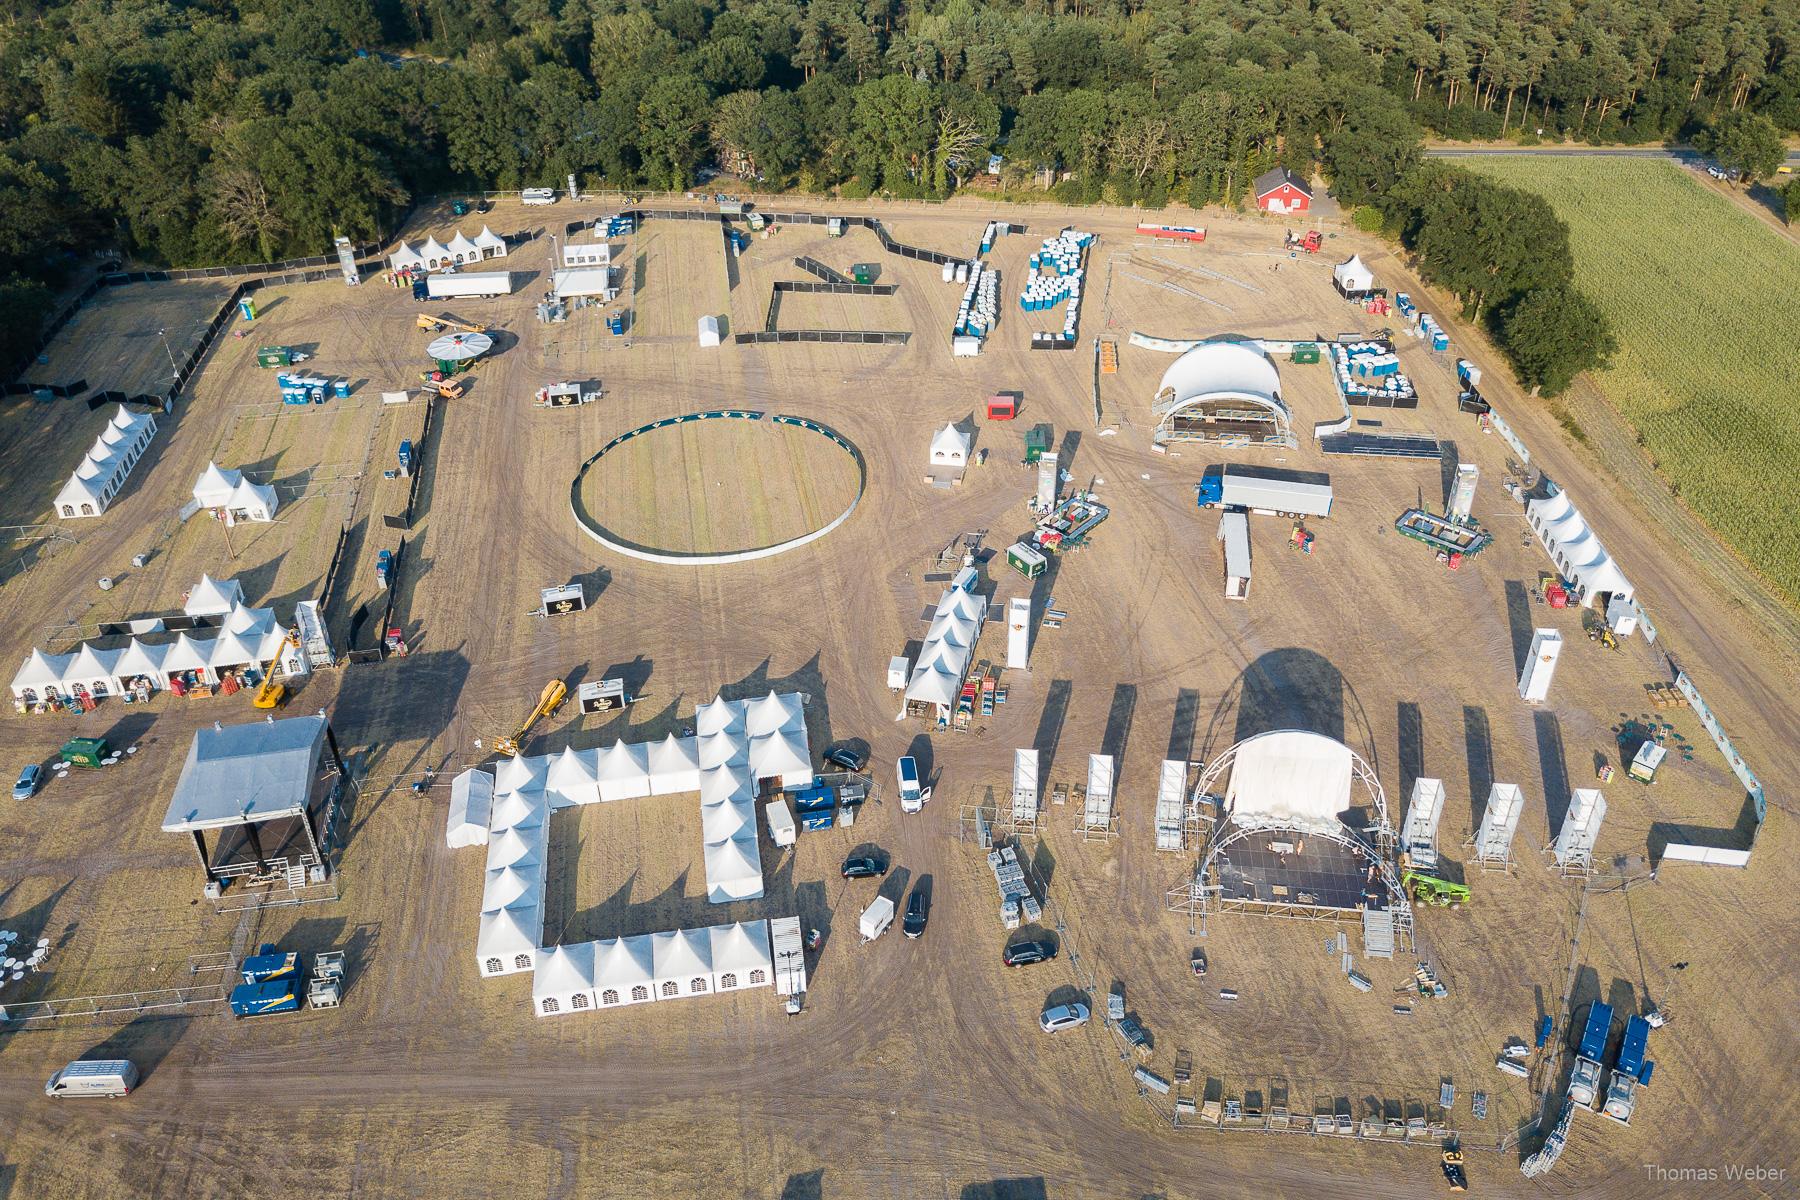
823, 742, 868, 773
903, 891, 929, 937
1002, 939, 1057, 967
841, 854, 885, 879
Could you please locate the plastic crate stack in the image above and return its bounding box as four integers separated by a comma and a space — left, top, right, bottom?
954, 261, 1000, 340
987, 844, 1040, 928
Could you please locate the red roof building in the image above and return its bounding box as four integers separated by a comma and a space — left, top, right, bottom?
1254, 168, 1313, 215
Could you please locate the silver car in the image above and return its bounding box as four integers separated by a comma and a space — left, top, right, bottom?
1039, 1002, 1090, 1033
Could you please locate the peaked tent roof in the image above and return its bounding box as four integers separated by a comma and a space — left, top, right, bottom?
702, 797, 756, 842
12, 649, 74, 691
477, 903, 540, 959
709, 920, 772, 976
495, 753, 546, 794
930, 423, 970, 462
114, 638, 167, 679
593, 935, 654, 991
185, 574, 245, 617
748, 727, 811, 781
531, 941, 597, 1004
474, 226, 507, 251
695, 695, 745, 735
483, 864, 536, 910
446, 230, 480, 258
192, 462, 241, 507
650, 927, 713, 984
485, 824, 543, 871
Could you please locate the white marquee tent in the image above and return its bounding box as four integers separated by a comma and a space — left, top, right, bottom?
184, 574, 245, 617
596, 739, 652, 801
533, 942, 598, 1015
593, 935, 656, 1006
192, 462, 278, 524
388, 241, 427, 273
929, 424, 970, 467
446, 767, 495, 848
474, 227, 508, 259
546, 746, 600, 804
708, 921, 773, 992
478, 904, 541, 976
420, 236, 451, 269
56, 406, 157, 519
1527, 489, 1633, 609
704, 834, 765, 904
1332, 254, 1375, 294
648, 734, 702, 795
905, 568, 985, 716
446, 230, 481, 264
651, 927, 715, 998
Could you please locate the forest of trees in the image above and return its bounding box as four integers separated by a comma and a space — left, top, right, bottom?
1, 0, 1793, 389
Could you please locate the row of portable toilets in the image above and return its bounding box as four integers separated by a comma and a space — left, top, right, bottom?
1021, 229, 1093, 349
595, 214, 634, 237
953, 261, 1001, 340
1395, 294, 1451, 351
275, 372, 347, 405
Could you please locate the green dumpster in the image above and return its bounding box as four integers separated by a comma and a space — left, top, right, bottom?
257, 346, 293, 368
60, 737, 109, 769
1290, 343, 1321, 364
1024, 424, 1053, 464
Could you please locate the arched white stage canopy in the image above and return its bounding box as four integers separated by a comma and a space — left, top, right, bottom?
1151, 342, 1293, 449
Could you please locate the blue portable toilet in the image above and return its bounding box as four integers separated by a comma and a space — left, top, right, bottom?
238, 297, 256, 322
332, 378, 350, 398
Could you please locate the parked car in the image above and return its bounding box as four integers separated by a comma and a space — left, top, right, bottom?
12, 763, 43, 800
840, 854, 885, 880
1002, 939, 1057, 967
1040, 1002, 1090, 1033
823, 742, 868, 772
903, 890, 929, 938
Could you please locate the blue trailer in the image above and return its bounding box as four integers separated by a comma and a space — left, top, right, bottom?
229, 978, 302, 1017
240, 944, 299, 984
1603, 1014, 1655, 1124
397, 440, 414, 477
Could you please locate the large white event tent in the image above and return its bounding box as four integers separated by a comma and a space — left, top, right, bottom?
905, 567, 986, 720
184, 574, 245, 617
56, 406, 157, 519
1527, 489, 1633, 611
652, 927, 716, 999
464, 691, 813, 986
709, 921, 773, 991
1223, 730, 1354, 838
445, 767, 495, 848
593, 935, 656, 1007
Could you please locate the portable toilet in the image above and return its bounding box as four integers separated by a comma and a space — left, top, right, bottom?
238, 297, 256, 322
332, 379, 351, 399
986, 393, 1017, 421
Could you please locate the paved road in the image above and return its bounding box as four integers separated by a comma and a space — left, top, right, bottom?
1427, 143, 1800, 167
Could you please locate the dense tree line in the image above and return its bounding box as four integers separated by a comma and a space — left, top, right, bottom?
2, 0, 1791, 385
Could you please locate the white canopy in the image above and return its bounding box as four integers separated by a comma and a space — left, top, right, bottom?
651, 927, 715, 997
708, 920, 772, 991
192, 462, 239, 508
749, 728, 811, 787
483, 864, 537, 911
546, 745, 600, 804
1333, 255, 1375, 293
485, 824, 543, 871
66, 644, 122, 690
533, 941, 597, 1016
474, 226, 507, 255
648, 734, 702, 795
906, 575, 984, 709
162, 633, 214, 675
490, 787, 546, 831
593, 935, 655, 1005
477, 903, 540, 975
11, 649, 73, 696
703, 834, 764, 904
495, 752, 546, 795
114, 638, 167, 682
696, 729, 748, 769
1224, 730, 1354, 837
697, 314, 721, 347
185, 574, 244, 617
702, 797, 756, 842
446, 767, 494, 848
56, 406, 155, 518
930, 424, 970, 466
695, 695, 745, 736
595, 739, 652, 801
420, 236, 451, 265
446, 230, 480, 262
551, 267, 616, 300
388, 241, 427, 272
699, 761, 754, 806
744, 691, 803, 738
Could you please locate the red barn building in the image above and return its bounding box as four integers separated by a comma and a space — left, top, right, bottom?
1254, 167, 1313, 215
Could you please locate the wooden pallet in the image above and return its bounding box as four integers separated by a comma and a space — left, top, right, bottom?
1098, 340, 1119, 374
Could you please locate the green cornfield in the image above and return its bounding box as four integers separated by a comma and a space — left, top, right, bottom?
1465, 156, 1800, 606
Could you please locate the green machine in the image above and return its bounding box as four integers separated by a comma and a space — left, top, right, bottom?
1402, 868, 1471, 908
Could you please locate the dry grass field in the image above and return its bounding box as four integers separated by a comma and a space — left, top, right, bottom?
0, 195, 1794, 1200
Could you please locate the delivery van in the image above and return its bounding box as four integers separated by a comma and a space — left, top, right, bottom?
45, 1059, 138, 1098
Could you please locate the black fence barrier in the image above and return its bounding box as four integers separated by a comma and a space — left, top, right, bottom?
1347, 394, 1421, 410
734, 329, 909, 346
794, 255, 849, 284
315, 524, 353, 632
774, 280, 897, 297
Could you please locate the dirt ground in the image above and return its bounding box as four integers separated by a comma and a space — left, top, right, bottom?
0, 196, 1795, 1200
576, 411, 862, 556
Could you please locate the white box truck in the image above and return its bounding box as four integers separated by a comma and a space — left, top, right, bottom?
1196, 469, 1333, 518
860, 896, 895, 941
45, 1059, 138, 1098
427, 271, 513, 299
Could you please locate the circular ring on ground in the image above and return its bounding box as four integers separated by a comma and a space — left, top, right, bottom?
570, 410, 865, 565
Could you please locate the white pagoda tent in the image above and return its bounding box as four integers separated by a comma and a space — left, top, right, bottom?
651, 927, 715, 998
420, 236, 451, 269
446, 230, 481, 264
708, 921, 773, 992
388, 241, 427, 273
477, 903, 541, 976
546, 745, 600, 805
61, 644, 122, 696
695, 694, 745, 735
749, 728, 812, 788
114, 638, 167, 691
532, 942, 598, 1016
9, 650, 73, 699
595, 739, 652, 801
192, 463, 278, 524
184, 574, 245, 618
1332, 254, 1375, 295
929, 423, 970, 467
648, 734, 702, 795
703, 834, 765, 904
474, 227, 508, 259
594, 935, 656, 1007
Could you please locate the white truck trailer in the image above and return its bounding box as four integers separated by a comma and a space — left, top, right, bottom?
1196, 469, 1333, 518
427, 271, 514, 299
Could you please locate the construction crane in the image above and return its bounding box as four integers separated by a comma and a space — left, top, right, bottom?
416, 313, 487, 334
251, 630, 303, 709
493, 679, 568, 757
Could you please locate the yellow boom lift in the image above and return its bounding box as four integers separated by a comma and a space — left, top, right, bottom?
416, 313, 488, 334
494, 679, 569, 757
251, 630, 304, 709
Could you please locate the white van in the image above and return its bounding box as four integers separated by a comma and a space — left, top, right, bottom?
521, 188, 556, 206
46, 1059, 139, 1098
896, 756, 924, 814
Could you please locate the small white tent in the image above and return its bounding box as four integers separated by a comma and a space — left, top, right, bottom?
929, 423, 970, 467
593, 935, 656, 1006
532, 941, 598, 1016
62, 644, 121, 696
699, 761, 754, 805
708, 921, 773, 992
477, 903, 541, 976
482, 864, 536, 911
494, 752, 546, 795
114, 638, 167, 690
702, 797, 756, 843
595, 739, 652, 801
697, 315, 721, 348
446, 767, 495, 848
651, 927, 715, 998
648, 733, 702, 795
546, 745, 600, 806
446, 230, 480, 264
485, 824, 542, 871
695, 694, 745, 736
184, 574, 245, 618
10, 649, 73, 699
420, 236, 451, 269
192, 463, 278, 524
696, 729, 749, 769
473, 227, 508, 259
704, 833, 765, 904
388, 242, 427, 273
1333, 254, 1375, 295
749, 728, 812, 788
744, 691, 804, 738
